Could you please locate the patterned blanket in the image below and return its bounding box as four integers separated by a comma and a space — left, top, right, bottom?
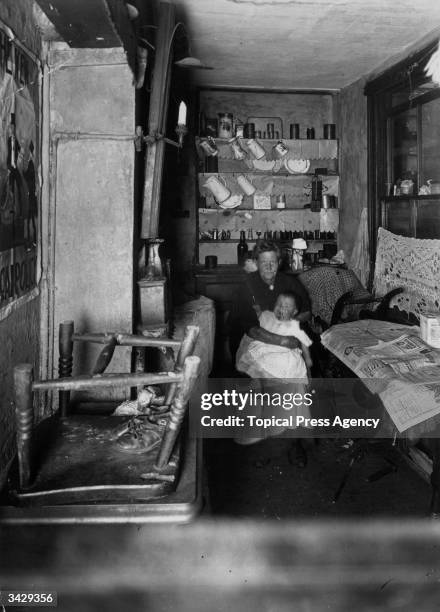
374, 228, 440, 318
299, 266, 371, 325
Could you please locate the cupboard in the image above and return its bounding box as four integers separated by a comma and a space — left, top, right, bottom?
365, 40, 440, 253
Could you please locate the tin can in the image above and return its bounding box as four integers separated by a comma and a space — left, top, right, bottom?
289, 124, 300, 139
273, 140, 289, 158
244, 123, 255, 138
218, 113, 233, 139
199, 137, 218, 157
323, 123, 336, 139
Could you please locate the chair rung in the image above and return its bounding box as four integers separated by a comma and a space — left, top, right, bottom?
33, 371, 182, 392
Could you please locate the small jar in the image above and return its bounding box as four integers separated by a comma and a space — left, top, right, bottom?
276, 194, 286, 209
218, 113, 233, 139
235, 121, 244, 138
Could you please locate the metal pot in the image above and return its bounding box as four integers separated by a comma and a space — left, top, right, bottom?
322, 195, 336, 209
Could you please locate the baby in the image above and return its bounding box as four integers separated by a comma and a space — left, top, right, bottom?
236, 291, 312, 380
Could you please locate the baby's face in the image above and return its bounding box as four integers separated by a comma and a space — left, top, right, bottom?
274, 295, 298, 321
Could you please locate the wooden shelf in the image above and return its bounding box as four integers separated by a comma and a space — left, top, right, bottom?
199, 137, 338, 145
200, 239, 337, 244
196, 137, 338, 161
198, 172, 339, 178
199, 207, 323, 212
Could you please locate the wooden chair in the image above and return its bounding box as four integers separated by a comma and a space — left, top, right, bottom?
8, 324, 200, 506
57, 321, 200, 416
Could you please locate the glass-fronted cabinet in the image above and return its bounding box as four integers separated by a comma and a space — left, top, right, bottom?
390, 108, 418, 193
366, 40, 440, 253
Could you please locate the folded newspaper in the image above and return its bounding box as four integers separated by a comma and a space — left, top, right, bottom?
321, 320, 440, 432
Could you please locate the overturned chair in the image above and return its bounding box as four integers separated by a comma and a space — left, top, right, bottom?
8, 323, 200, 507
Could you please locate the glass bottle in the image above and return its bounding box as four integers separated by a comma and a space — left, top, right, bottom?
237, 230, 248, 265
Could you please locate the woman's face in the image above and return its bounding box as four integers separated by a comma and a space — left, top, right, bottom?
257, 250, 279, 285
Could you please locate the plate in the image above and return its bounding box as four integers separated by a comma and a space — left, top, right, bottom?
218, 194, 243, 209
284, 158, 311, 174
252, 159, 276, 171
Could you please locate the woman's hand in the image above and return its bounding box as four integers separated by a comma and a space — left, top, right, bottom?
249, 326, 300, 348
280, 335, 301, 349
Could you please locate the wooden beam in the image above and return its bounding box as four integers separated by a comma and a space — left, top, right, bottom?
141, 2, 175, 239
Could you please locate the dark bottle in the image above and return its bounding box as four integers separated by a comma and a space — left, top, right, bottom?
237, 230, 248, 265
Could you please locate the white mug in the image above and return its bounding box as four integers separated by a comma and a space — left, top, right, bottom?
246, 138, 266, 160
237, 174, 256, 196
203, 175, 231, 203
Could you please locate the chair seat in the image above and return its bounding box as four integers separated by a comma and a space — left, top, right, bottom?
8, 415, 180, 506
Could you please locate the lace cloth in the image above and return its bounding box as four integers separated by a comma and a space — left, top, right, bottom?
348, 207, 369, 287
374, 228, 440, 317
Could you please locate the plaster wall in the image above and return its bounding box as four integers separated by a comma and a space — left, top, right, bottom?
0, 0, 42, 483
338, 77, 368, 267
49, 47, 135, 397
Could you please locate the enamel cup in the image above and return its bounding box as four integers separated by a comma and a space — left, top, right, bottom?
237, 174, 256, 196
203, 175, 231, 203
246, 138, 266, 160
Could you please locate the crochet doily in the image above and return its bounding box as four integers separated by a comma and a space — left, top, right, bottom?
373, 228, 440, 317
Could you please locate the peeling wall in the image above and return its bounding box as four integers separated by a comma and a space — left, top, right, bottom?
0, 0, 42, 485
49, 47, 135, 399
338, 77, 368, 264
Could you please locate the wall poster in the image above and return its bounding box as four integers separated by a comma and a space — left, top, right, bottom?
0, 27, 39, 316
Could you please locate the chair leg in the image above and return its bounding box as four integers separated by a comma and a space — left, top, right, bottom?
164, 325, 199, 406
58, 320, 74, 417
156, 355, 200, 469
14, 364, 34, 490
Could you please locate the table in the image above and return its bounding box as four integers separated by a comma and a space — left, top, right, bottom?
321, 319, 440, 513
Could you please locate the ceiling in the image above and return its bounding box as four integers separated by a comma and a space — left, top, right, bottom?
169, 0, 440, 90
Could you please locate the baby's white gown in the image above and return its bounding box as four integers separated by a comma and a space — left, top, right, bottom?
236, 311, 312, 380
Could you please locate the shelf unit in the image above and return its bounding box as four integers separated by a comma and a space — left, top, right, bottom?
195, 90, 339, 265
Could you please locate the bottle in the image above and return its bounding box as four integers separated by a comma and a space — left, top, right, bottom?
237, 230, 248, 265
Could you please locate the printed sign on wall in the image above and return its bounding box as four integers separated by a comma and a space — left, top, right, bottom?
0, 29, 39, 311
